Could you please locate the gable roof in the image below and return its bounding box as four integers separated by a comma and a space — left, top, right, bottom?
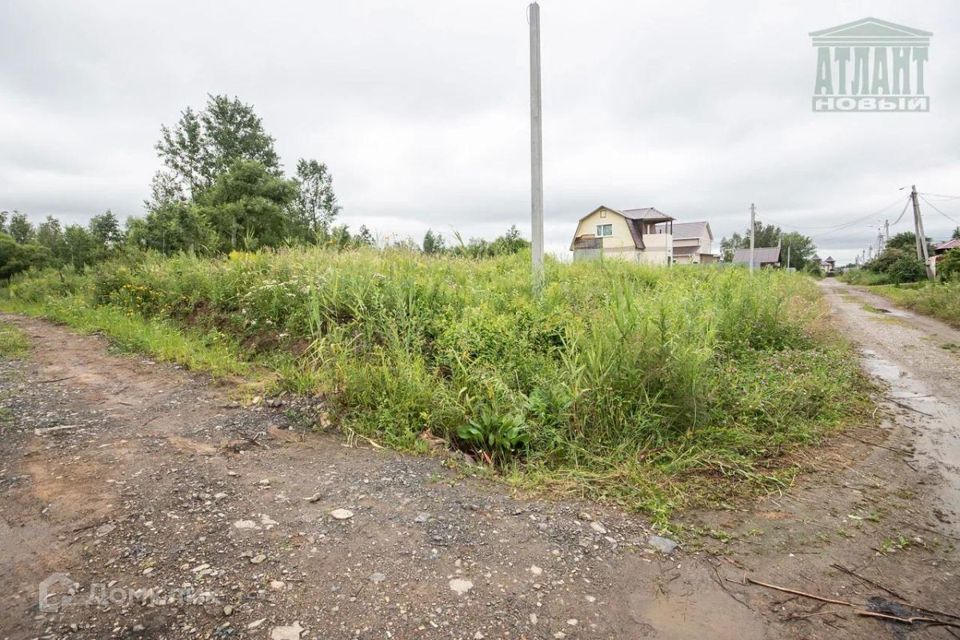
732, 246, 781, 265
935, 238, 960, 252
810, 18, 932, 46
671, 221, 712, 241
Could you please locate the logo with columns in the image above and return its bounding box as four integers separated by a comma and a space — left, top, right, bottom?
810, 18, 931, 112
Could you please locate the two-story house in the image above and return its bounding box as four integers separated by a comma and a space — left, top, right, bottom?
668, 221, 715, 264
570, 206, 674, 265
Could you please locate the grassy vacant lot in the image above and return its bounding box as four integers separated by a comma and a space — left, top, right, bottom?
2, 249, 867, 518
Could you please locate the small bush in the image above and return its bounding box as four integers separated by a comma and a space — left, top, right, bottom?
939, 249, 960, 282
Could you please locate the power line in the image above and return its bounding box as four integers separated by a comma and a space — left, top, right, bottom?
763, 196, 907, 237
889, 198, 912, 227
919, 192, 960, 200
919, 196, 960, 226
807, 196, 909, 239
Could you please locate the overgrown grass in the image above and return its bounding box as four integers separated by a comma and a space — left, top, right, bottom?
0, 321, 29, 357
841, 268, 894, 286
870, 282, 960, 329
1, 248, 869, 518
6, 296, 251, 378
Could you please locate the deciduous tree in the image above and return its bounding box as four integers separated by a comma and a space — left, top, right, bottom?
9, 212, 34, 244
154, 95, 281, 202
292, 159, 340, 237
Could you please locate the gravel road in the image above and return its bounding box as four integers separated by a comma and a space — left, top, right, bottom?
1, 285, 958, 639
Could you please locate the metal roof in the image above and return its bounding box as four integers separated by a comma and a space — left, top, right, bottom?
732, 246, 781, 265
671, 221, 711, 240
620, 207, 675, 222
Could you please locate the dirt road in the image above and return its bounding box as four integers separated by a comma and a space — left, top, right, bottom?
1, 281, 958, 640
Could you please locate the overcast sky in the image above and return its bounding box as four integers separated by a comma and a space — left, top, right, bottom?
2, 0, 959, 264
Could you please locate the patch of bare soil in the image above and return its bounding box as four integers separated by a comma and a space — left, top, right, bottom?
0, 301, 957, 640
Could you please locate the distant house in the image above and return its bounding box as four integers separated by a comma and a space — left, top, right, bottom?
732, 246, 781, 268
934, 238, 960, 255
668, 221, 716, 264
822, 256, 836, 274
570, 206, 674, 265
931, 238, 960, 276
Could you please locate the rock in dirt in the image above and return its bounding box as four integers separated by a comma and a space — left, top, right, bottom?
233, 519, 260, 530
250, 553, 267, 564
270, 622, 304, 640
449, 578, 473, 595
260, 514, 278, 528
304, 492, 322, 503
34, 425, 79, 436
369, 572, 386, 584
589, 521, 607, 534
648, 535, 678, 554
329, 508, 354, 520
95, 523, 116, 537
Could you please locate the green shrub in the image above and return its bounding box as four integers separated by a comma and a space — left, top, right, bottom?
1, 247, 867, 513
939, 249, 960, 282
886, 255, 927, 284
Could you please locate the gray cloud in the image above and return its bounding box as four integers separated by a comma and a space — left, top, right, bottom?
1, 0, 959, 265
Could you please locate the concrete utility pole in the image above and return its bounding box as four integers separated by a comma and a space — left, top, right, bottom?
749, 203, 756, 273
885, 218, 890, 243
910, 185, 934, 280
786, 244, 791, 271
529, 2, 545, 293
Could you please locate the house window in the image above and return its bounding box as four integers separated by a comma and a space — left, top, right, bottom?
596, 224, 613, 237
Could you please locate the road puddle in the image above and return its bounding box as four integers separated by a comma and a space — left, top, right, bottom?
861, 349, 960, 531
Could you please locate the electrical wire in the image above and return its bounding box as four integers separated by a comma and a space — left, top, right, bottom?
919, 192, 960, 200
919, 195, 960, 226
762, 196, 907, 237
808, 196, 910, 239
889, 198, 911, 227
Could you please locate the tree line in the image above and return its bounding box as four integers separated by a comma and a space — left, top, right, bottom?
1, 94, 528, 279
858, 229, 960, 283
719, 219, 819, 271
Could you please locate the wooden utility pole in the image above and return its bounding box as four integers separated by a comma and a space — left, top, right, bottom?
529, 2, 545, 293
749, 203, 756, 273
910, 185, 934, 280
